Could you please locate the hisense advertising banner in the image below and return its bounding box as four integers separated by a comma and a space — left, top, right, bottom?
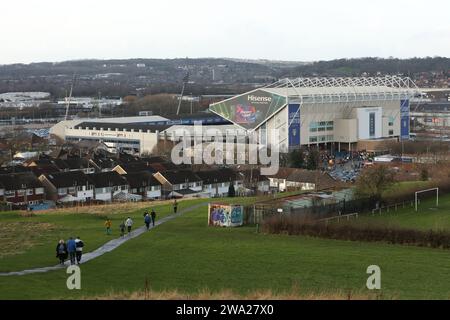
209, 89, 287, 130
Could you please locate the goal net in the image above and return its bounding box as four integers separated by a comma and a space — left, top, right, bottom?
415, 188, 439, 212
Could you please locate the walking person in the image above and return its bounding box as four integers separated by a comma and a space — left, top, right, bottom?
104, 219, 112, 235
75, 236, 84, 264
55, 239, 68, 265
119, 220, 126, 238
125, 217, 133, 235
144, 213, 151, 230
151, 208, 156, 227
66, 237, 77, 265
173, 199, 178, 214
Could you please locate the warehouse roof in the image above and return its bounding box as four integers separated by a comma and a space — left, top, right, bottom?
74, 122, 171, 133
80, 115, 169, 123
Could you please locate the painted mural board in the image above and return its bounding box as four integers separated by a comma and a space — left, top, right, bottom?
208, 203, 244, 227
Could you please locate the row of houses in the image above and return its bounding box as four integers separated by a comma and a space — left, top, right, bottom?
0, 168, 243, 206
0, 152, 337, 208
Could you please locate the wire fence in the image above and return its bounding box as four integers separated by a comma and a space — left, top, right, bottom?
247, 185, 447, 225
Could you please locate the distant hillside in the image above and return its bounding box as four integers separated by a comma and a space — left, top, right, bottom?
0, 57, 448, 98
283, 57, 450, 77
0, 58, 278, 97
226, 58, 310, 69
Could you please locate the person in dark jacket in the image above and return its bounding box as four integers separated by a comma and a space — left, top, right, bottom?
144, 213, 151, 230
66, 237, 77, 265
151, 209, 156, 227
75, 236, 84, 264
173, 199, 178, 214
119, 221, 126, 237
56, 239, 68, 265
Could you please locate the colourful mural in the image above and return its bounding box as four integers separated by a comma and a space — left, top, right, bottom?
208, 203, 244, 227
209, 89, 287, 131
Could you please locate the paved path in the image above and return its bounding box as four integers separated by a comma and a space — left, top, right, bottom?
0, 202, 207, 276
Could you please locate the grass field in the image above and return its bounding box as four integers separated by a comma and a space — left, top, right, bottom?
353, 193, 450, 231
1, 194, 450, 299
382, 180, 434, 197
0, 198, 211, 272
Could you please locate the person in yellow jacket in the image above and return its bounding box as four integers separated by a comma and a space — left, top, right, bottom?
104, 219, 112, 235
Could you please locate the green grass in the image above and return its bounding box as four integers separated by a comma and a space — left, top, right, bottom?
0, 198, 209, 272
382, 180, 433, 198
354, 193, 450, 231
1, 199, 449, 299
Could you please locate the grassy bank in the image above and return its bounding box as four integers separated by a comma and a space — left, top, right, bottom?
1, 201, 449, 299
0, 198, 209, 272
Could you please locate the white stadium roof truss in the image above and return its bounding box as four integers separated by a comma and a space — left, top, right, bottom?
266, 76, 420, 105
264, 76, 421, 128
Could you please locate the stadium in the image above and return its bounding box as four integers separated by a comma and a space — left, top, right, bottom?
50, 76, 421, 155
209, 76, 421, 153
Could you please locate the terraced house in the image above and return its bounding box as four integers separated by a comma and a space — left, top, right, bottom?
88, 171, 129, 202
39, 171, 94, 203
0, 172, 45, 206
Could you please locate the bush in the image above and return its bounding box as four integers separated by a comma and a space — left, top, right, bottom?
261, 215, 450, 249
420, 167, 429, 181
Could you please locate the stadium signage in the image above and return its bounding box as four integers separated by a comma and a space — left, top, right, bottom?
209, 89, 286, 130
91, 132, 128, 138
247, 95, 272, 103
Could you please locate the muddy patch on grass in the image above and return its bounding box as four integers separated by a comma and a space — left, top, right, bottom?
0, 222, 56, 257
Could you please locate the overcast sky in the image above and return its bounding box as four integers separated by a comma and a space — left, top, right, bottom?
0, 0, 449, 64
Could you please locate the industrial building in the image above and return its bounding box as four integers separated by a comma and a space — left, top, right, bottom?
50, 113, 233, 154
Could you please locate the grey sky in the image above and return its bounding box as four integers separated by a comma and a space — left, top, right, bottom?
0, 0, 449, 64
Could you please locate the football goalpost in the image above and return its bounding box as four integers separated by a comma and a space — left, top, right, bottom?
415, 188, 439, 212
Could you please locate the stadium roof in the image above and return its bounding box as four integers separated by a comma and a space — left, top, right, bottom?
263, 76, 421, 104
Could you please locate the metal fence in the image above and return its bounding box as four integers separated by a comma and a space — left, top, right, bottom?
245, 198, 373, 224
371, 200, 415, 215
318, 212, 359, 225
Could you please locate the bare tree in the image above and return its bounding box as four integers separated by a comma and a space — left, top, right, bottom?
150, 139, 176, 158
354, 165, 395, 202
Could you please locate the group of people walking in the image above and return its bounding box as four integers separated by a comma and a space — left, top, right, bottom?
103, 207, 158, 238
119, 217, 135, 237
55, 236, 84, 265
56, 205, 165, 265
144, 209, 156, 230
